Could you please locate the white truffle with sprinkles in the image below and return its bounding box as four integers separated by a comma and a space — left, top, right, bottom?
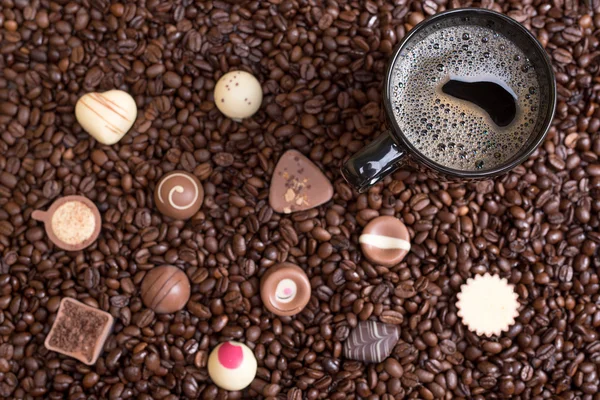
214, 71, 262, 120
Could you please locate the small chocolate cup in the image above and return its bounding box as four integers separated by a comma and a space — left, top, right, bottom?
32, 195, 102, 251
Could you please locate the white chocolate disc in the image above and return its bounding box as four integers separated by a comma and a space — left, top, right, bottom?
275, 279, 297, 303
456, 273, 520, 337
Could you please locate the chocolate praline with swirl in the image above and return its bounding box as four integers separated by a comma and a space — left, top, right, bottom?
154, 170, 204, 220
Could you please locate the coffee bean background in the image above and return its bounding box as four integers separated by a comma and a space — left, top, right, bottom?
0, 0, 599, 399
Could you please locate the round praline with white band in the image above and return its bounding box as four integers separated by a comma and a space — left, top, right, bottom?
456, 273, 520, 337
359, 215, 411, 266
154, 171, 204, 220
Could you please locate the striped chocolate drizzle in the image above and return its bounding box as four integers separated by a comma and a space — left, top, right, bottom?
89, 93, 129, 120
79, 92, 133, 136
148, 269, 180, 310
343, 320, 400, 363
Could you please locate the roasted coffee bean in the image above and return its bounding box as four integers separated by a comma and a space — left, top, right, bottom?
553, 48, 574, 64
401, 372, 419, 388
395, 282, 417, 298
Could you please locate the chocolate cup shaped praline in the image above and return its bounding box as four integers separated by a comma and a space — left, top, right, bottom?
32, 195, 102, 251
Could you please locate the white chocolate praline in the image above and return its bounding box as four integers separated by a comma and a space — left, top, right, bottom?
75, 90, 137, 145
208, 341, 257, 391
214, 71, 262, 120
456, 273, 520, 337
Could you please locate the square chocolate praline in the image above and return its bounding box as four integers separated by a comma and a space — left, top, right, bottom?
45, 298, 114, 365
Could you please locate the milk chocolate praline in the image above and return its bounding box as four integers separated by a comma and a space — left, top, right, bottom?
141, 266, 190, 313
359, 216, 411, 266
154, 171, 204, 220
269, 150, 333, 214
260, 262, 311, 316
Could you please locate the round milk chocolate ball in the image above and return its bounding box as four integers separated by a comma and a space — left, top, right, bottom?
141, 265, 190, 313
154, 171, 204, 220
214, 71, 262, 120
359, 216, 411, 266
208, 341, 257, 391
260, 263, 311, 316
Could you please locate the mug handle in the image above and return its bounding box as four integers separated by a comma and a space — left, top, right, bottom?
341, 131, 407, 193
31, 210, 48, 222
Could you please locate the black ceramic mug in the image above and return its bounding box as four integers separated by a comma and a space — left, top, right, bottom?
341, 8, 557, 193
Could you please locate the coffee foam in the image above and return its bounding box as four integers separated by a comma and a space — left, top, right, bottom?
51, 201, 96, 245
390, 25, 541, 171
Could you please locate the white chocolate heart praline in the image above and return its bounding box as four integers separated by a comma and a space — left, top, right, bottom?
214, 71, 262, 121
75, 90, 137, 145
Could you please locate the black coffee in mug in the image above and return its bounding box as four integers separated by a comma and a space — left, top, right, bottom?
341, 9, 556, 193
391, 24, 541, 171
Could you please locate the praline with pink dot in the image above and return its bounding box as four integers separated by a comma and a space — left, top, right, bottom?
260, 262, 311, 317
207, 341, 257, 391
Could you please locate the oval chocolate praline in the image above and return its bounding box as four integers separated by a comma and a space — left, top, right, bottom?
141, 265, 191, 313
154, 170, 204, 220
260, 262, 311, 317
